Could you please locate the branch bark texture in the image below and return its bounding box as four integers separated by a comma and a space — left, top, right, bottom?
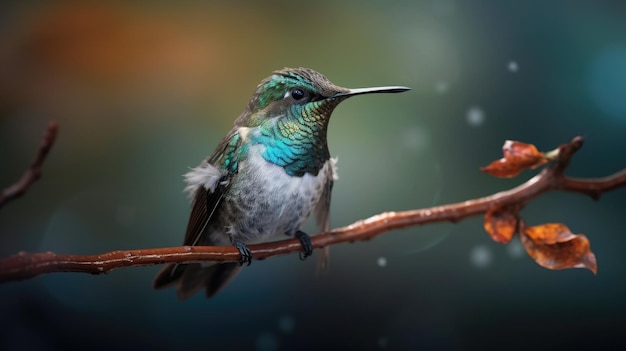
0, 121, 58, 208
1, 137, 624, 283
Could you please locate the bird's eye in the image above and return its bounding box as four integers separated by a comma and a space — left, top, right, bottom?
291, 88, 305, 100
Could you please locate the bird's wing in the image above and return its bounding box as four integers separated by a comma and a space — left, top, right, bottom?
314, 178, 333, 233
183, 182, 227, 245
314, 158, 338, 271
183, 130, 242, 246
153, 129, 244, 293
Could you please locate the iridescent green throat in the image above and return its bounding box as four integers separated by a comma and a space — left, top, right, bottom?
251, 100, 335, 177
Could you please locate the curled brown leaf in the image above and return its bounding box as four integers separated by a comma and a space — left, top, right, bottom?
481, 140, 549, 178
484, 205, 519, 244
520, 223, 597, 274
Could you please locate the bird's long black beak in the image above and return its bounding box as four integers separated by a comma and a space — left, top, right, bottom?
333, 86, 411, 98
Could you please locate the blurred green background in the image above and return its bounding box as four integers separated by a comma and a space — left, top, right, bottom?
1, 1, 626, 350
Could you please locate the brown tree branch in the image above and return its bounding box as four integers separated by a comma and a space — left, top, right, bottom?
0, 121, 59, 209
0, 136, 624, 283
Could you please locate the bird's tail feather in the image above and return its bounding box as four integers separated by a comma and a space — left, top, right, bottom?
153, 262, 242, 300
316, 246, 330, 274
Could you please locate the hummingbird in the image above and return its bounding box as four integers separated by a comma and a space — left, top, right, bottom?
153, 67, 409, 300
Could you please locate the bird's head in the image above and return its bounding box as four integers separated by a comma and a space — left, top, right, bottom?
235, 67, 409, 128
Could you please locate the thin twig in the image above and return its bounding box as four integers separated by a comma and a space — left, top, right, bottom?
0, 137, 624, 283
0, 121, 59, 209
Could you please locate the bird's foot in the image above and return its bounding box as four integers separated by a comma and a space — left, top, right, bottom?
295, 231, 313, 261
233, 240, 252, 266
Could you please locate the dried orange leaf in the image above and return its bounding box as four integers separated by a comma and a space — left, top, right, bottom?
520, 223, 597, 274
484, 206, 519, 244
481, 140, 549, 178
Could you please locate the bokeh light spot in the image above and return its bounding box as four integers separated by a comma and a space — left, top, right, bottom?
435, 80, 449, 94
256, 332, 278, 351
278, 315, 295, 333
466, 106, 485, 126
470, 245, 492, 269
378, 336, 389, 348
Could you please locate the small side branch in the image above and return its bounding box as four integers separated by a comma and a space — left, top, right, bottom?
0, 121, 59, 209
0, 137, 624, 283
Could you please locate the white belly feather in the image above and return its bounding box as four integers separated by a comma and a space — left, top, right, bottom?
230, 144, 337, 243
